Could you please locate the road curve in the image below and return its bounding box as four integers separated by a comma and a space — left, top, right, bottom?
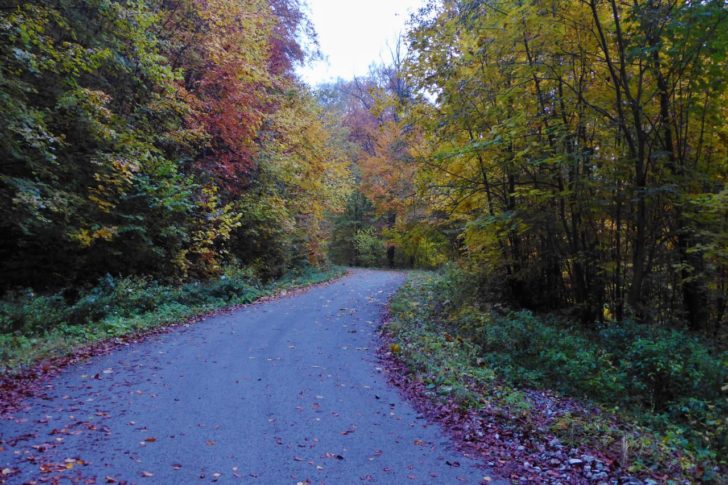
1, 269, 501, 484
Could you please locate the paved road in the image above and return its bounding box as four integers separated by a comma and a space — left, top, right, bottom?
1, 270, 500, 484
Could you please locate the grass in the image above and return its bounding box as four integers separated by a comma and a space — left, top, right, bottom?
0, 265, 346, 373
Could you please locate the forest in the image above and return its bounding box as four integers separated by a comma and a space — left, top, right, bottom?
1, 0, 726, 481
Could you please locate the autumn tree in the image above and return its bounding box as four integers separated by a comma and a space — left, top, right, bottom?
0, 0, 350, 288
404, 0, 728, 328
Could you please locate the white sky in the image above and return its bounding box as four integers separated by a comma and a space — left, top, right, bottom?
297, 0, 426, 86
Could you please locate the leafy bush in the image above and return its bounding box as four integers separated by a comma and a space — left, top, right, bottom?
196, 277, 257, 303
68, 276, 118, 324
175, 267, 260, 306
0, 292, 68, 334
472, 312, 726, 459
354, 228, 386, 267
230, 194, 296, 280
618, 329, 724, 410
472, 311, 627, 403
67, 275, 170, 325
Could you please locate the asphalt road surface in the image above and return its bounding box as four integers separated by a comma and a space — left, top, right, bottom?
1, 269, 502, 484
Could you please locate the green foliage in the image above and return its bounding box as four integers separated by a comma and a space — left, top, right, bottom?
353, 228, 386, 267
0, 292, 67, 335
472, 312, 726, 423
329, 191, 450, 269
231, 192, 295, 280
386, 225, 449, 269
329, 191, 378, 266
0, 0, 201, 286
387, 271, 727, 477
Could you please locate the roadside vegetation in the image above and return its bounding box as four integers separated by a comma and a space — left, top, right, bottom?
0, 266, 344, 372
386, 270, 726, 482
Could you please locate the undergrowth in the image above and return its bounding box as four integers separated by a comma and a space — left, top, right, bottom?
0, 265, 346, 372
386, 270, 726, 482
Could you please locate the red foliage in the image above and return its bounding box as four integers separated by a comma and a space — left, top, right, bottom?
268, 0, 306, 76
194, 65, 265, 187
167, 0, 312, 193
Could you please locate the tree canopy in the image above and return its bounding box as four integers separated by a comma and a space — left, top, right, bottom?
391, 0, 728, 331
0, 0, 350, 287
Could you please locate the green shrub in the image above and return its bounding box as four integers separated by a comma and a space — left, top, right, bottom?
109, 277, 169, 316
0, 292, 68, 334
619, 330, 724, 410
67, 275, 118, 325
201, 276, 256, 302
472, 311, 626, 402
354, 228, 386, 267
